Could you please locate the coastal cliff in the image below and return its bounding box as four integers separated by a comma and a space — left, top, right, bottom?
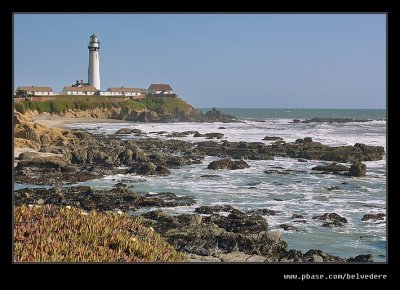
14, 97, 237, 123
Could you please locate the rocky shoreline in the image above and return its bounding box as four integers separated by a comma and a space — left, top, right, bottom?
13, 111, 385, 262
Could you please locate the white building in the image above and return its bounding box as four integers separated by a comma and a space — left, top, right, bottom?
88, 33, 101, 90
62, 86, 98, 95
99, 87, 146, 97
15, 86, 54, 96
148, 84, 173, 94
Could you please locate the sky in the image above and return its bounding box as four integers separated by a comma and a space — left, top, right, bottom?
14, 14, 386, 109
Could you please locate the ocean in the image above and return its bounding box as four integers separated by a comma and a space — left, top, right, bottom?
16, 108, 387, 262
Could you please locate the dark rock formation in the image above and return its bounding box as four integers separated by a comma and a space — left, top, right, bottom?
166, 131, 198, 138
248, 209, 276, 216
14, 186, 194, 211
140, 209, 287, 258
195, 205, 245, 215
279, 224, 300, 231
348, 161, 367, 177
279, 249, 345, 262
312, 162, 349, 173
291, 214, 304, 219
361, 213, 385, 221
194, 132, 224, 139
346, 254, 373, 262
208, 158, 250, 170
263, 136, 283, 141
195, 138, 384, 163
138, 192, 196, 207
313, 213, 348, 227
204, 108, 237, 123
14, 186, 141, 211
15, 156, 69, 171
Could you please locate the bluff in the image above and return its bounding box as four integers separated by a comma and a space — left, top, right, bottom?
14, 97, 237, 123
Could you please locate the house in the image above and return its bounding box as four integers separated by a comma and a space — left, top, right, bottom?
148, 84, 173, 94
15, 86, 54, 96
62, 86, 98, 95
100, 87, 147, 97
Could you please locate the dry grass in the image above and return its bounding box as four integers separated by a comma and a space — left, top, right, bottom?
14, 204, 186, 262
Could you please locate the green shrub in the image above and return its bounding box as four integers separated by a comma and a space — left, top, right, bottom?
14, 205, 186, 262
14, 102, 25, 114
22, 96, 192, 115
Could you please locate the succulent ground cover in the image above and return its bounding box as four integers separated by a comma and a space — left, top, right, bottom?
14, 204, 186, 262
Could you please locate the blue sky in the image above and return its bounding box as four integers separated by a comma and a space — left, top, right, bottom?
14, 14, 386, 108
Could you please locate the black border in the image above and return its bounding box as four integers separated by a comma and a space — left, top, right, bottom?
1, 0, 398, 284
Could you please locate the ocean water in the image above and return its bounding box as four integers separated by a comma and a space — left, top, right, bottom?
17, 109, 387, 262
199, 108, 386, 121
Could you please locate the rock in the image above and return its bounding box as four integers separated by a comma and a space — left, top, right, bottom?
218, 127, 226, 129
327, 186, 340, 191
206, 213, 268, 234
244, 255, 268, 262
14, 138, 40, 149
270, 139, 385, 163
114, 182, 128, 188
313, 213, 348, 227
177, 214, 203, 226
15, 186, 143, 212
361, 213, 385, 221
248, 209, 276, 216
200, 174, 220, 178
205, 133, 224, 139
18, 151, 40, 160
346, 254, 373, 262
278, 249, 345, 262
348, 161, 366, 177
204, 108, 237, 123
297, 158, 308, 162
155, 165, 171, 175
312, 162, 348, 173
263, 136, 283, 141
219, 251, 253, 262
322, 221, 345, 227
312, 255, 324, 262
167, 132, 192, 138
279, 224, 300, 231
72, 131, 92, 140
195, 205, 245, 215
114, 128, 143, 135
292, 119, 301, 123
207, 158, 250, 170
291, 214, 304, 219
134, 162, 157, 175
15, 156, 69, 170
140, 192, 196, 207
36, 198, 45, 205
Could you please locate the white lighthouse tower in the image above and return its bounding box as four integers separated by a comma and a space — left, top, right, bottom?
88, 33, 101, 90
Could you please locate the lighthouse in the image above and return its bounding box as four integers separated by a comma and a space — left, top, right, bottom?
88, 33, 101, 90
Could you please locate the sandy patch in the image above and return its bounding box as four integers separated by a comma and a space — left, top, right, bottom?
32, 116, 126, 129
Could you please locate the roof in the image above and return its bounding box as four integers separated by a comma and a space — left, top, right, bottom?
107, 87, 146, 93
148, 84, 173, 91
17, 86, 53, 92
63, 86, 98, 92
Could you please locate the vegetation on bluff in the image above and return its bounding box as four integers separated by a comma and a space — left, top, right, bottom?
14, 96, 194, 115
14, 204, 186, 262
